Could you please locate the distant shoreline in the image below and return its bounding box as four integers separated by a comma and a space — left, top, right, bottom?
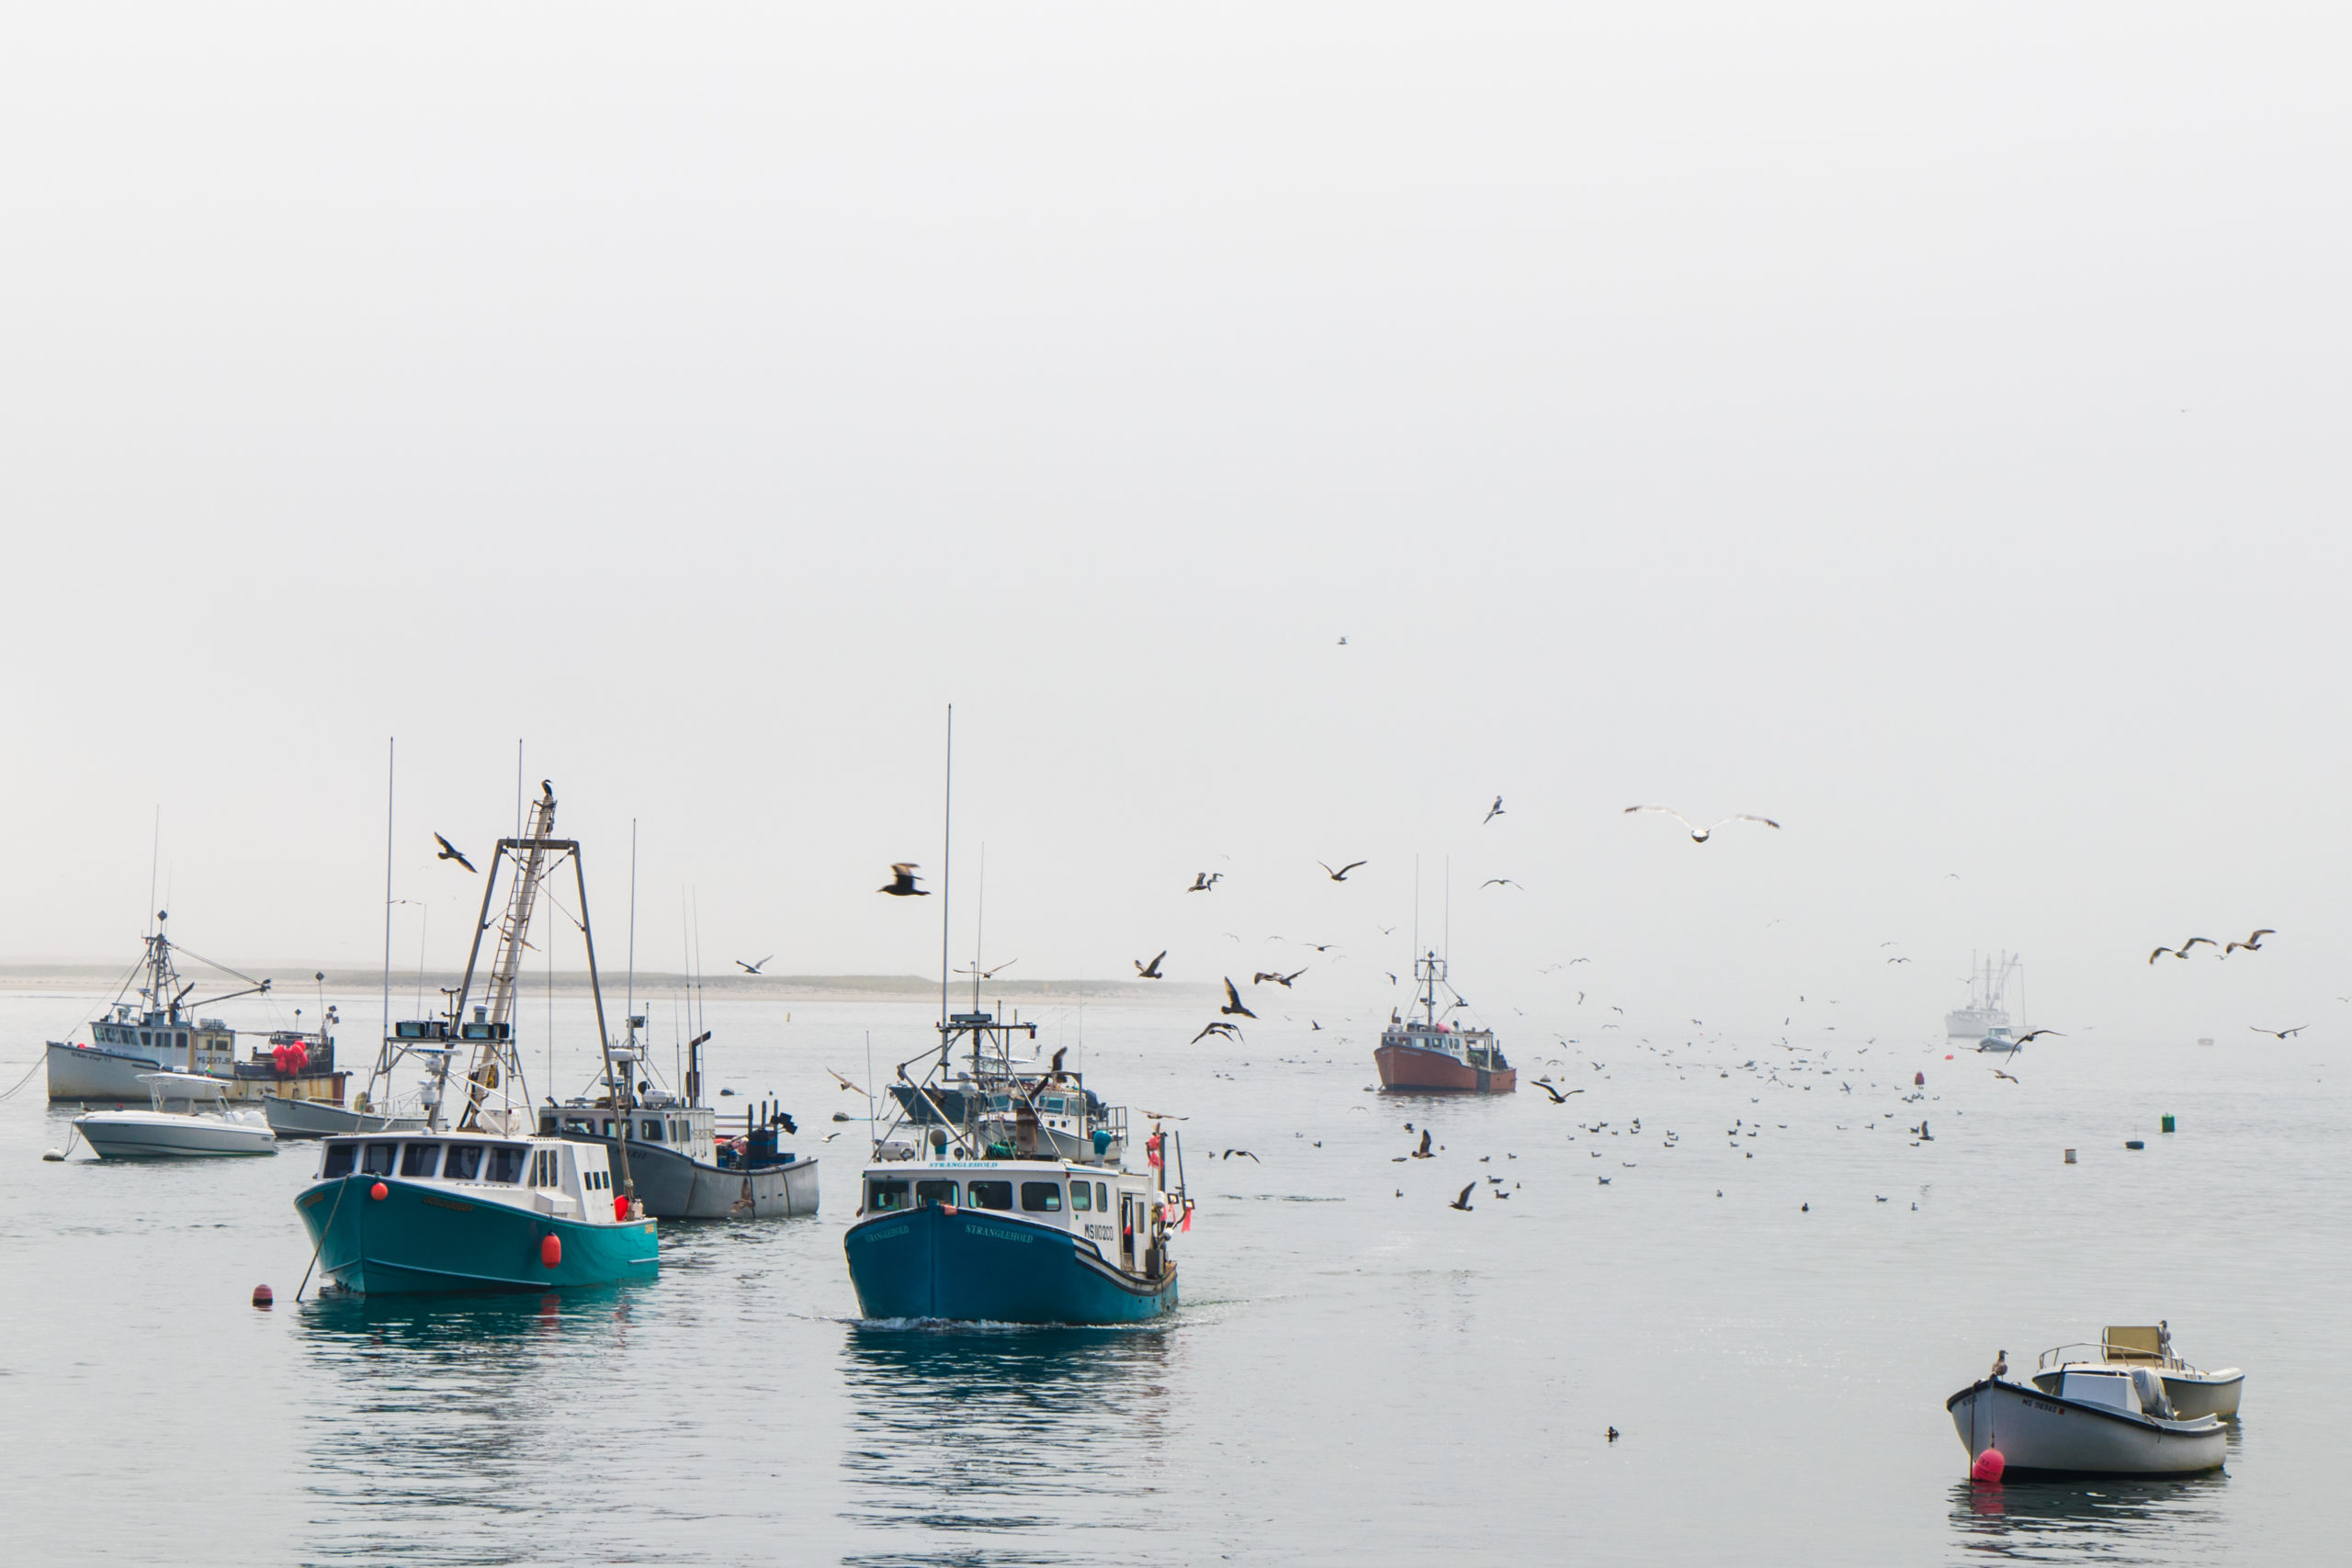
0, 964, 1213, 1006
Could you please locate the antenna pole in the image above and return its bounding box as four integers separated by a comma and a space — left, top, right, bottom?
381, 738, 395, 1069
941, 704, 953, 1040
514, 739, 524, 840
627, 818, 638, 1020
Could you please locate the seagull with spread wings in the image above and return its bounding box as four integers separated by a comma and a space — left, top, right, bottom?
2226, 929, 2277, 954
2251, 1024, 2306, 1039
1134, 951, 1166, 978
1623, 806, 1781, 843
1220, 978, 1257, 1019
1319, 860, 1367, 882
878, 863, 927, 897
434, 833, 478, 873
735, 955, 773, 975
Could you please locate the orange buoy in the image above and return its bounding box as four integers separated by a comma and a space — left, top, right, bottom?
540, 1234, 561, 1268
252, 1284, 274, 1307
370, 1180, 389, 1201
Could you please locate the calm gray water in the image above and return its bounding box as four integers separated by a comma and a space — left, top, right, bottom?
2, 987, 2338, 1565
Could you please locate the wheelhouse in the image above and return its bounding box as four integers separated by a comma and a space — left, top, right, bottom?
313, 1133, 625, 1223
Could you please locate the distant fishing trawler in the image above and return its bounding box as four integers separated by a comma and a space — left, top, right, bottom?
1945, 951, 2020, 1038
1374, 951, 1514, 1093
46, 913, 344, 1107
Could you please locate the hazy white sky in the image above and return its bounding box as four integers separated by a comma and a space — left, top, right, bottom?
4, 5, 2346, 1043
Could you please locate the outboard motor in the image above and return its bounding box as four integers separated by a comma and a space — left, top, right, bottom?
2130, 1367, 2177, 1419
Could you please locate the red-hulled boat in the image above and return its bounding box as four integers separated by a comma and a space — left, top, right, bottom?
1374, 951, 1515, 1094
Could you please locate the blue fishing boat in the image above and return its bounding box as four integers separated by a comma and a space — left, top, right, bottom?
844, 1008, 1189, 1325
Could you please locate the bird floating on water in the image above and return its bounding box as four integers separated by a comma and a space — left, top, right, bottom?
1623, 806, 1781, 843
878, 863, 927, 897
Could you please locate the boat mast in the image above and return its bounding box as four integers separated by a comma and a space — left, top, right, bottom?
452, 782, 560, 1128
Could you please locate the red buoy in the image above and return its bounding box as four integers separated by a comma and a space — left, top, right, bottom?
540, 1234, 561, 1268
370, 1181, 389, 1201
252, 1284, 274, 1307
1971, 1447, 2006, 1483
1915, 1071, 1926, 1086
614, 1194, 628, 1222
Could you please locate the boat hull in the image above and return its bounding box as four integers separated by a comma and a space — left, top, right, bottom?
2162, 1371, 2245, 1420
75, 1111, 278, 1158
1375, 1043, 1515, 1094
555, 1134, 820, 1220
47, 1041, 168, 1101
294, 1173, 660, 1295
264, 1096, 425, 1139
843, 1203, 1177, 1325
1947, 1379, 2226, 1475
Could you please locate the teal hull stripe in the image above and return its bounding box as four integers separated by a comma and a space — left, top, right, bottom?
295, 1173, 659, 1296
844, 1204, 1177, 1324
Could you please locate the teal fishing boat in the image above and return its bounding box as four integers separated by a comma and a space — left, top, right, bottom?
293, 781, 660, 1296
296, 1129, 657, 1294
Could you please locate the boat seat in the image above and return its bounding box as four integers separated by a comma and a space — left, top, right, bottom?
2104, 1325, 2164, 1362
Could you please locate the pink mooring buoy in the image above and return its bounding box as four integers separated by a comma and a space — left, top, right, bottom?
1971, 1447, 2006, 1483
252, 1284, 274, 1308
1915, 1071, 1926, 1086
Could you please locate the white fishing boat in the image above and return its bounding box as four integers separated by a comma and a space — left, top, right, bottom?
2030, 1327, 2245, 1421
73, 1073, 279, 1159
1948, 1366, 2226, 1476
1945, 951, 2020, 1038
1976, 1026, 2018, 1054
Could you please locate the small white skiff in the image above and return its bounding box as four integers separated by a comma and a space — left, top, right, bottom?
2030, 1326, 2245, 1420
74, 1073, 278, 1159
1948, 1366, 2226, 1476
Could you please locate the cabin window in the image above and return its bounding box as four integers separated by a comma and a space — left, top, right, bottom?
1095, 1181, 1110, 1211
400, 1144, 442, 1178
1042, 1096, 1066, 1114
1021, 1181, 1063, 1213
967, 1179, 1013, 1211
176, 1032, 188, 1049
915, 1179, 959, 1208
322, 1145, 356, 1178
485, 1145, 526, 1183
867, 1179, 910, 1212
140, 1032, 152, 1047
443, 1145, 484, 1180
362, 1144, 397, 1176
533, 1148, 562, 1186
600, 1121, 616, 1138
561, 1118, 595, 1134
640, 1120, 663, 1142
1069, 1183, 1092, 1212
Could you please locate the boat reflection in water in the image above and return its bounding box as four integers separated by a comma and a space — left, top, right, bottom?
1948, 1430, 2238, 1561
838, 1323, 1173, 1540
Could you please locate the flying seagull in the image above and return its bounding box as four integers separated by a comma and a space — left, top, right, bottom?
1991, 1069, 2020, 1083
735, 955, 773, 975
878, 863, 928, 897
1481, 878, 1522, 890
1046, 1046, 1069, 1075
2251, 1024, 2306, 1039
825, 1067, 867, 1096
1623, 806, 1781, 843
1483, 795, 1505, 825
1319, 860, 1367, 882
433, 833, 477, 873
1187, 872, 1223, 892
1222, 1149, 1260, 1162
2225, 929, 2277, 954
1221, 978, 1257, 1019
2148, 937, 2216, 963
2010, 1029, 2063, 1044
1190, 1021, 1243, 1044
1251, 968, 1307, 988
1135, 951, 1166, 978
1449, 1182, 1476, 1211
1532, 1080, 1585, 1104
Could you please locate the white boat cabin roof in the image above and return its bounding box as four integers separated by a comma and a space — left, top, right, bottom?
314, 1130, 634, 1224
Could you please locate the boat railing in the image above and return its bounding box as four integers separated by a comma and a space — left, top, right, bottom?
2036, 1341, 2187, 1373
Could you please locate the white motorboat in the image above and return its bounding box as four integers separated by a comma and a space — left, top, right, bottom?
74, 1073, 279, 1159
1948, 1366, 2226, 1476
2031, 1326, 2245, 1421
1976, 1027, 2018, 1054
